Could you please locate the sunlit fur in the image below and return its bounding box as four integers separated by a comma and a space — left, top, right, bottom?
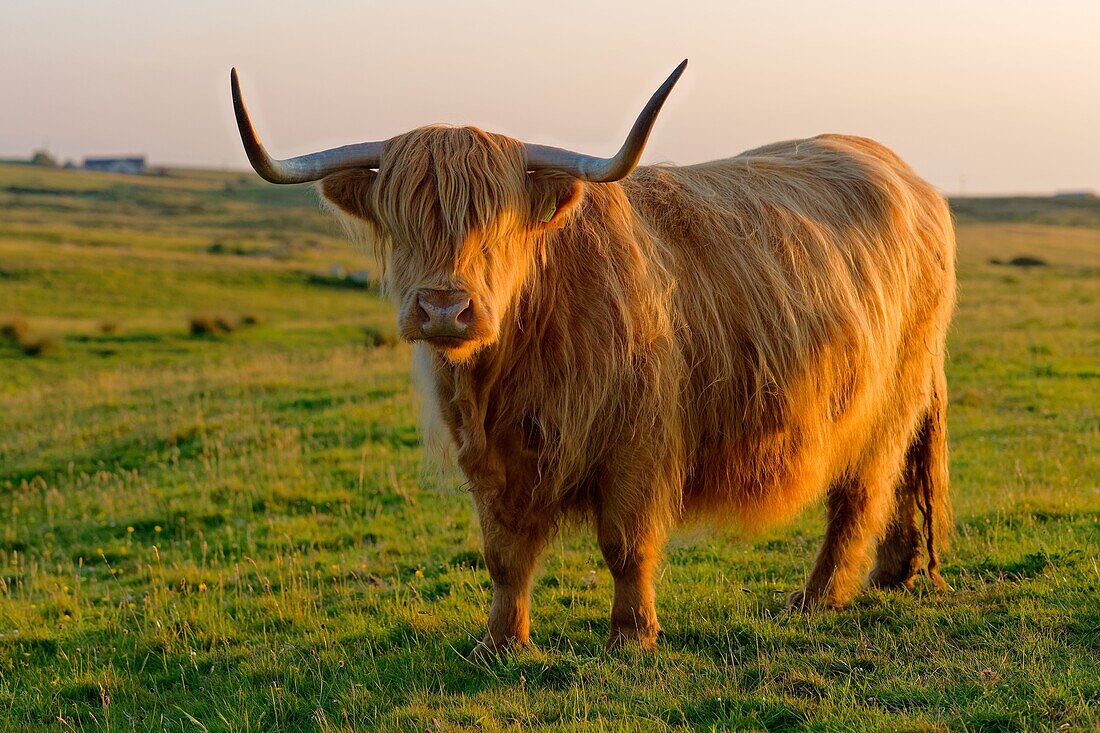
321, 128, 956, 650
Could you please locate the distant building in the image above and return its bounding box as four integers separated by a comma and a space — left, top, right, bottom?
1053, 190, 1096, 199
83, 156, 146, 174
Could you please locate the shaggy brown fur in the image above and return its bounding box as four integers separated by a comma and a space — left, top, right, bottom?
321, 128, 956, 651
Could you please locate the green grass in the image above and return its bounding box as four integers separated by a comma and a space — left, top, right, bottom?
0, 163, 1096, 731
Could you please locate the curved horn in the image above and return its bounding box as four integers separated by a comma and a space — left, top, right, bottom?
523, 59, 687, 182
231, 68, 383, 184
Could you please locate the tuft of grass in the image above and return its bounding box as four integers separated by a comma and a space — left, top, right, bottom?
989, 255, 1049, 267
189, 314, 236, 336
98, 320, 119, 335
363, 324, 399, 348
1, 316, 30, 343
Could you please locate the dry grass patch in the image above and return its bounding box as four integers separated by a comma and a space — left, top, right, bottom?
1, 317, 62, 357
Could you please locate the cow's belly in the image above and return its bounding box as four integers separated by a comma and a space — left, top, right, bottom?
679, 332, 935, 528
681, 421, 835, 528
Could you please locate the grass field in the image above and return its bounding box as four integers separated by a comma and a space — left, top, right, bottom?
0, 161, 1097, 731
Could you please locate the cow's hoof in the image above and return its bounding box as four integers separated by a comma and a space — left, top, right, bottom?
786, 589, 810, 611
786, 588, 829, 612
469, 634, 526, 662
868, 566, 917, 591
606, 625, 661, 651
787, 587, 851, 611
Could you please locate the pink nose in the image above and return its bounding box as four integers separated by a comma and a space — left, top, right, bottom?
417, 289, 473, 338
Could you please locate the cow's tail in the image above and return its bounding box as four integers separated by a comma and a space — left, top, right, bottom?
912, 372, 952, 588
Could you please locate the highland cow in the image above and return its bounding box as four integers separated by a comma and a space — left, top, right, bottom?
231, 60, 956, 652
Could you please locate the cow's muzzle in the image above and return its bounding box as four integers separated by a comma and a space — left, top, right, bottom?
415, 289, 475, 341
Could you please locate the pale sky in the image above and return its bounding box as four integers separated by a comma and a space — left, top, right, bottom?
2, 0, 1098, 194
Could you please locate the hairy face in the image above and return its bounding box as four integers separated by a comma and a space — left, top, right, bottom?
321, 126, 583, 363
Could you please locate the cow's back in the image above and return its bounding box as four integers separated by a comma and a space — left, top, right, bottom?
623, 135, 956, 525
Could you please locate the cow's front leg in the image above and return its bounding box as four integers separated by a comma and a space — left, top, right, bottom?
471, 495, 551, 655
597, 506, 663, 649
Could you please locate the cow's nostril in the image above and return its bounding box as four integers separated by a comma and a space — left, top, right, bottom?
456, 299, 473, 325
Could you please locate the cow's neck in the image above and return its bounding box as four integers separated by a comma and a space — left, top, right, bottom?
432, 183, 676, 497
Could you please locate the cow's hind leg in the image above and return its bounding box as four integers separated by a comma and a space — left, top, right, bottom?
789, 457, 899, 610
868, 463, 923, 590
871, 380, 952, 590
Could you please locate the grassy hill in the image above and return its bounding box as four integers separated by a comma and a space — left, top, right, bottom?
951, 194, 1100, 229
0, 163, 1096, 731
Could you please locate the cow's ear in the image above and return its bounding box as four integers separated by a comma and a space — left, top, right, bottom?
320, 170, 377, 223
527, 171, 584, 230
